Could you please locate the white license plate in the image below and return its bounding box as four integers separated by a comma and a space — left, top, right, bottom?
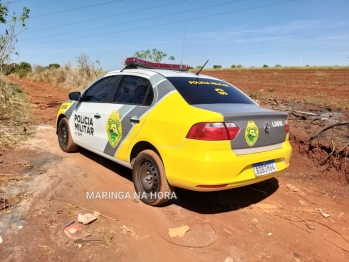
253, 160, 277, 177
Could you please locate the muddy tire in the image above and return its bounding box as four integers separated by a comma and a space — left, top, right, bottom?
58, 117, 78, 153
132, 150, 174, 206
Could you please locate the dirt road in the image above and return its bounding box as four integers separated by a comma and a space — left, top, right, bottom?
1, 76, 349, 262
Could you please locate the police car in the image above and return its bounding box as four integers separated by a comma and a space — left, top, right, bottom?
56, 57, 292, 205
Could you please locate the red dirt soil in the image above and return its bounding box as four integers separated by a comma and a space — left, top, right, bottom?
0, 71, 349, 262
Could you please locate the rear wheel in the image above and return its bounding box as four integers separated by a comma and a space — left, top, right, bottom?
132, 150, 174, 206
58, 117, 78, 152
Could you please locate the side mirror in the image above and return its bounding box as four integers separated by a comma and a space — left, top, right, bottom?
69, 92, 81, 101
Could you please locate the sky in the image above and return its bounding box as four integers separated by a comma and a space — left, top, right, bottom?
2, 0, 349, 70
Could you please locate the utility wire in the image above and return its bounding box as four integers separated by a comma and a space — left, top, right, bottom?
18, 0, 296, 47
30, 0, 123, 18
24, 0, 187, 34
21, 0, 242, 41
188, 51, 349, 58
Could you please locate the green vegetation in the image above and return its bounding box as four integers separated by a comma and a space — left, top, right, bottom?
213, 65, 222, 69
0, 2, 30, 70
0, 74, 31, 149
15, 61, 32, 78
0, 2, 31, 148
134, 48, 175, 63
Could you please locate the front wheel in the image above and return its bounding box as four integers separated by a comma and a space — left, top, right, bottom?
57, 117, 78, 152
132, 150, 174, 206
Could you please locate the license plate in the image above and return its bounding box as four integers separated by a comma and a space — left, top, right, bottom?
253, 160, 277, 177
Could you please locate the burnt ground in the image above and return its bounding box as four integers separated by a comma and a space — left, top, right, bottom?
0, 71, 349, 262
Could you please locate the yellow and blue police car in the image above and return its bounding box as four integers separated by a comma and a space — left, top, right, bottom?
56, 57, 292, 205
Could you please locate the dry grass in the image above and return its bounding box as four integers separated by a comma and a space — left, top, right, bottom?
0, 74, 31, 149
27, 56, 104, 92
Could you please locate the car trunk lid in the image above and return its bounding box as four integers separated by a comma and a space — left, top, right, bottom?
193, 104, 288, 154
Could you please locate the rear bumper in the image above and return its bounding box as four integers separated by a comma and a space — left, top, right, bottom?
160, 140, 292, 191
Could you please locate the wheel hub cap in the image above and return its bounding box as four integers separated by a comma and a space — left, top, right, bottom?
140, 162, 158, 193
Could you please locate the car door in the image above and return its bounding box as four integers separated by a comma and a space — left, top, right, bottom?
101, 75, 154, 161
70, 75, 119, 152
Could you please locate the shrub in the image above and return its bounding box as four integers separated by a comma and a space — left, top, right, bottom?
213, 65, 222, 69
237, 65, 243, 68
0, 74, 30, 149
26, 53, 104, 91
1, 63, 17, 75
231, 64, 236, 68
275, 64, 281, 67
47, 63, 60, 69
263, 64, 268, 68
14, 62, 32, 78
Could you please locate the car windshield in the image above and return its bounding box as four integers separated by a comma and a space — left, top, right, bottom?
166, 77, 255, 105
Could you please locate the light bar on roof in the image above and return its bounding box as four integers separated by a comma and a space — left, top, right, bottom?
125, 57, 189, 71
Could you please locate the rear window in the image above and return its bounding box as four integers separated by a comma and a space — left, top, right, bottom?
166, 77, 255, 105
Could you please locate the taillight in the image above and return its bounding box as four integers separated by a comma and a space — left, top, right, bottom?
186, 122, 240, 141
285, 119, 289, 133
225, 122, 240, 140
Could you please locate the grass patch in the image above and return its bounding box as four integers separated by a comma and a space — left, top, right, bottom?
26, 54, 104, 92
0, 74, 32, 149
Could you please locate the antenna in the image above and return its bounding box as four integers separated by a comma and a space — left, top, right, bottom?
180, 31, 186, 71
195, 60, 209, 76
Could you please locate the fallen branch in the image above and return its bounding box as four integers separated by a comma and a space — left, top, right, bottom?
321, 142, 349, 166
321, 140, 336, 166
0, 176, 30, 181
67, 203, 118, 221
310, 122, 349, 140
337, 142, 349, 154
291, 110, 317, 116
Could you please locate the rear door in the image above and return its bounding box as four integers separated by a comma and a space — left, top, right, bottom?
70, 76, 119, 152
101, 75, 154, 161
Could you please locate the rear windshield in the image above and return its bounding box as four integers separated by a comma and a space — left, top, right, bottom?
166, 77, 255, 105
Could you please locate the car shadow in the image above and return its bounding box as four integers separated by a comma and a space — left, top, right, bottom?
166, 178, 280, 214
78, 148, 279, 214
79, 148, 133, 181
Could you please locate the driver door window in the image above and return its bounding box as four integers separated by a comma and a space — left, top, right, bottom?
84, 76, 118, 102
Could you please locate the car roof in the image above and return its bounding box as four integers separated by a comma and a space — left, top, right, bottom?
105, 68, 220, 80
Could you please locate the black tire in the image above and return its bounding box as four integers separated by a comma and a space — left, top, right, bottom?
57, 117, 78, 153
132, 150, 174, 206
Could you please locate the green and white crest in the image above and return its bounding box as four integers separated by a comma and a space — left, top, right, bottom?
106, 110, 122, 148
245, 121, 259, 146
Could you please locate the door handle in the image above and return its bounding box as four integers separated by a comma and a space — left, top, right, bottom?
94, 114, 101, 119
130, 117, 140, 123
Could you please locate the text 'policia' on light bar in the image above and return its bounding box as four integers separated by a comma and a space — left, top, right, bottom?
125, 57, 189, 71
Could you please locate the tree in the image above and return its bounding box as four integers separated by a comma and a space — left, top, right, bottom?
76, 53, 102, 77
134, 48, 175, 63
48, 63, 60, 69
0, 1, 30, 70
14, 61, 31, 78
